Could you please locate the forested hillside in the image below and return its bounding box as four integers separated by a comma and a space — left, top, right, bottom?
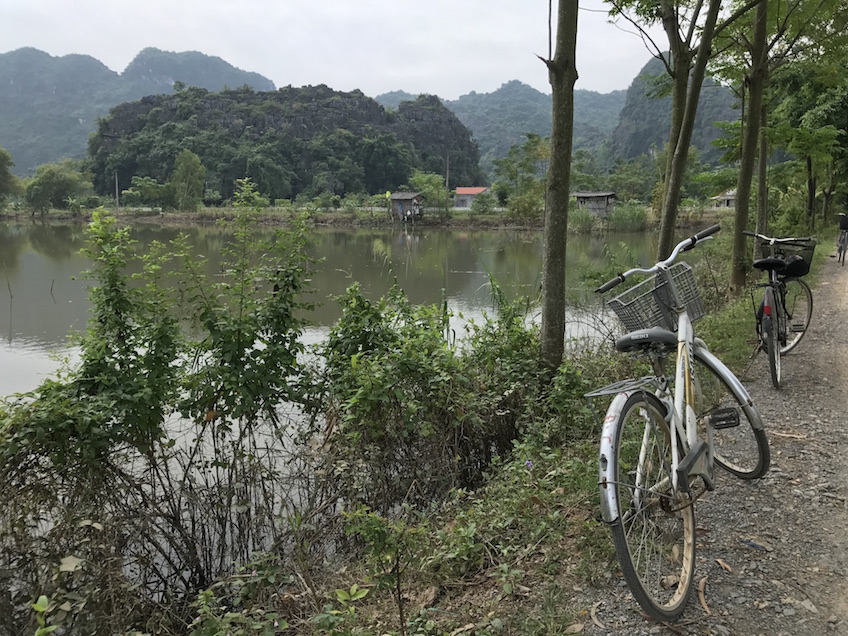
377, 63, 737, 174
0, 47, 274, 174
377, 81, 626, 173
1, 47, 739, 184
88, 85, 486, 201
612, 56, 738, 165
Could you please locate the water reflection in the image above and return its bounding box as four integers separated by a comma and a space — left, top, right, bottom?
0, 220, 659, 393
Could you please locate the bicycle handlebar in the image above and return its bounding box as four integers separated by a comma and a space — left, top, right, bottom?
743, 230, 812, 244
595, 224, 720, 294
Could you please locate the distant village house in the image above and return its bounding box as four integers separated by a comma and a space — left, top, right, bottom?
572, 191, 616, 218
711, 189, 735, 209
390, 192, 423, 221
453, 186, 490, 209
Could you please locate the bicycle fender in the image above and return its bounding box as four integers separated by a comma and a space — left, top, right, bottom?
693, 345, 766, 431
598, 392, 629, 523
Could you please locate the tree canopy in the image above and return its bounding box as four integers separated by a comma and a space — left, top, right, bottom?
0, 146, 22, 209
88, 85, 486, 204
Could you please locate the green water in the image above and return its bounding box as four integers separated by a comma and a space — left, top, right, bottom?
0, 221, 659, 393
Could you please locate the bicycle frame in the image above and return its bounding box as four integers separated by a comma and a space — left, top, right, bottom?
597, 306, 714, 522
595, 231, 721, 523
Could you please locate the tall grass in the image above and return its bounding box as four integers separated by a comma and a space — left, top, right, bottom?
606, 201, 649, 232
567, 206, 595, 233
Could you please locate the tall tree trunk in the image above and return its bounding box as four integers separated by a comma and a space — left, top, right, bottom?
806, 157, 816, 230
656, 0, 722, 259
656, 2, 689, 259
755, 98, 769, 258
822, 184, 834, 224
730, 0, 767, 290
540, 0, 578, 369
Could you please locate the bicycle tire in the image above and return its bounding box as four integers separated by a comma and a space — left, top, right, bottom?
762, 287, 781, 388
692, 349, 770, 479
780, 278, 812, 354
608, 392, 696, 622
765, 314, 781, 388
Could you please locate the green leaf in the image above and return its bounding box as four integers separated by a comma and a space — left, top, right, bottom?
32, 595, 49, 612
349, 584, 369, 601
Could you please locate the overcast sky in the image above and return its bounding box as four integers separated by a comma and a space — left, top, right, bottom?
1, 0, 663, 99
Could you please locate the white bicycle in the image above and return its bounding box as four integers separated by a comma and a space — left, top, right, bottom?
586, 225, 770, 621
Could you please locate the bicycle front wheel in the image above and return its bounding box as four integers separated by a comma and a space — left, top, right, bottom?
609, 392, 696, 622
780, 277, 812, 354
693, 351, 770, 479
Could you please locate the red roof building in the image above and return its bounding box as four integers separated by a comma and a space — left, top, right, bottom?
454, 186, 490, 209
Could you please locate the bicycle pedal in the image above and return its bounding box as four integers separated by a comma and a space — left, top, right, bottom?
708, 407, 740, 430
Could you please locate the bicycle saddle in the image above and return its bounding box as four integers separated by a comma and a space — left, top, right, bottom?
615, 327, 677, 352
752, 256, 786, 273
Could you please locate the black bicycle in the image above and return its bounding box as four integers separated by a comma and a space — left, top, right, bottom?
745, 231, 815, 388
837, 213, 848, 265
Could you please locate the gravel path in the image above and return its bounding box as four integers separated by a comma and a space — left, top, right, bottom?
579, 255, 848, 636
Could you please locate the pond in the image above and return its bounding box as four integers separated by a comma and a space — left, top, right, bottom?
0, 220, 660, 395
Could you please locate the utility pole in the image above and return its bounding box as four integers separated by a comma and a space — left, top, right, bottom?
444, 155, 450, 214
115, 172, 120, 211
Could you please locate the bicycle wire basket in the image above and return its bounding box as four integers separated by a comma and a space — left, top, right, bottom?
606, 262, 704, 333
759, 238, 816, 277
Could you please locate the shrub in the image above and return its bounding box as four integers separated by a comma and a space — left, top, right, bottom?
305, 283, 547, 515
470, 191, 497, 215
0, 180, 318, 634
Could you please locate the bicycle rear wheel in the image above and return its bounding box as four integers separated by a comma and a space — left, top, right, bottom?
608, 392, 696, 622
693, 351, 770, 479
780, 278, 812, 354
